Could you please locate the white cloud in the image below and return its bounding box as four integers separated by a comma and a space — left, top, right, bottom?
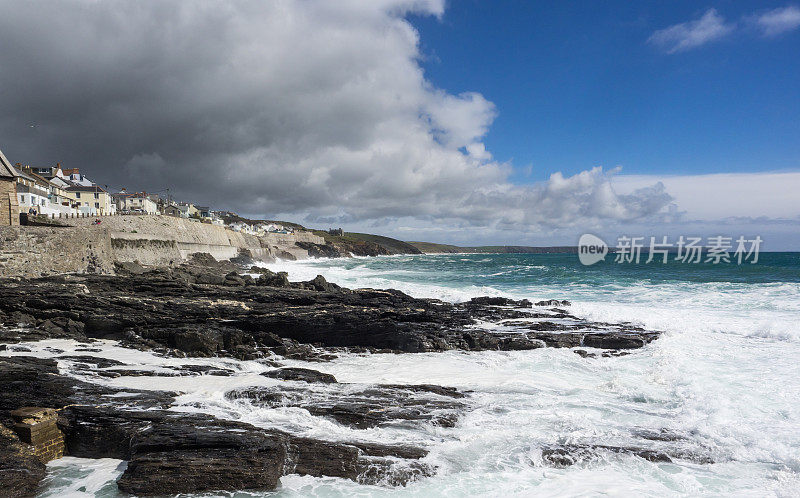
0, 0, 672, 234
369, 171, 800, 250
753, 5, 800, 37
611, 171, 800, 220
648, 9, 734, 53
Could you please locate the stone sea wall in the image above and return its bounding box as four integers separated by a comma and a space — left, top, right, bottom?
0, 215, 325, 277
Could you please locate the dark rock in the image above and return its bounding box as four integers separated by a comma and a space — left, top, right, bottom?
230, 248, 255, 266
256, 270, 291, 288
224, 271, 245, 286
0, 272, 660, 356
530, 332, 583, 348
57, 405, 431, 492
528, 321, 573, 331
176, 364, 236, 376
295, 241, 343, 258
114, 260, 146, 275
299, 275, 341, 293
583, 332, 653, 350
58, 355, 126, 369
534, 299, 571, 306
542, 444, 672, 467
195, 273, 226, 285
262, 367, 337, 383
229, 383, 466, 429
469, 296, 532, 307
0, 356, 173, 427
0, 424, 46, 498
377, 384, 465, 399
117, 419, 286, 495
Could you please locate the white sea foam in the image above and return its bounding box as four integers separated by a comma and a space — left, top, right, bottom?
39, 458, 126, 498
8, 254, 800, 496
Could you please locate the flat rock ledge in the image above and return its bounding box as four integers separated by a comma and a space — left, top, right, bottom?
0, 255, 660, 359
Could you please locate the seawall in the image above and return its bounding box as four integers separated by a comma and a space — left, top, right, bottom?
0, 215, 325, 277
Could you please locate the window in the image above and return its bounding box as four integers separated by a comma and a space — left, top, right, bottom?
20, 195, 25, 203
94, 202, 99, 208
93, 193, 99, 199
75, 192, 81, 198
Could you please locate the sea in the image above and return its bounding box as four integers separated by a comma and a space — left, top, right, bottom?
14, 252, 800, 497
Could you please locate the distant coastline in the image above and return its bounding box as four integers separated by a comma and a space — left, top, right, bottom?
406, 241, 579, 254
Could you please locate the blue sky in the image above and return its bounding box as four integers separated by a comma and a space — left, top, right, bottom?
409, 1, 800, 183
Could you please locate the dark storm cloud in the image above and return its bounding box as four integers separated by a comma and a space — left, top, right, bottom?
0, 0, 671, 230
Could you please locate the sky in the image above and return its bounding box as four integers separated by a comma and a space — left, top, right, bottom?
1, 0, 798, 248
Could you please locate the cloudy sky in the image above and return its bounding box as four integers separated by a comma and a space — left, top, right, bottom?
1, 1, 798, 248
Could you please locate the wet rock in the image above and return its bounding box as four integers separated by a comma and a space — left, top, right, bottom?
229, 383, 466, 429
230, 248, 255, 266
378, 384, 465, 399
530, 332, 583, 348
0, 356, 173, 426
262, 367, 337, 384
58, 405, 431, 492
528, 321, 574, 331
295, 241, 343, 258
176, 364, 236, 376
535, 299, 571, 306
0, 271, 661, 357
468, 296, 532, 308
583, 332, 656, 350
573, 349, 597, 358
531, 330, 659, 350
0, 423, 46, 498
298, 275, 342, 293
57, 355, 127, 369
256, 270, 291, 288
101, 369, 183, 377
602, 350, 632, 358
117, 419, 286, 495
542, 444, 672, 467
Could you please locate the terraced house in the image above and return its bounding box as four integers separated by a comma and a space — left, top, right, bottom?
0, 149, 19, 225
66, 184, 115, 216
17, 166, 77, 217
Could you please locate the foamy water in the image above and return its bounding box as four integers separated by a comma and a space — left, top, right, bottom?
9, 253, 800, 496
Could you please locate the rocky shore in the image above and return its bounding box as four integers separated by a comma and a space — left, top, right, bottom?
0, 254, 663, 496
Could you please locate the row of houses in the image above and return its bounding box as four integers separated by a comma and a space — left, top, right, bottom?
0, 149, 221, 226
1, 151, 116, 222
229, 221, 293, 235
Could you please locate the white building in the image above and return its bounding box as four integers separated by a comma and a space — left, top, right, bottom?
114, 192, 159, 214
59, 168, 93, 186
14, 169, 50, 215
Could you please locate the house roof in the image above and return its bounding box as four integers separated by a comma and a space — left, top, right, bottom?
26, 170, 53, 187
66, 185, 107, 192
0, 149, 19, 179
